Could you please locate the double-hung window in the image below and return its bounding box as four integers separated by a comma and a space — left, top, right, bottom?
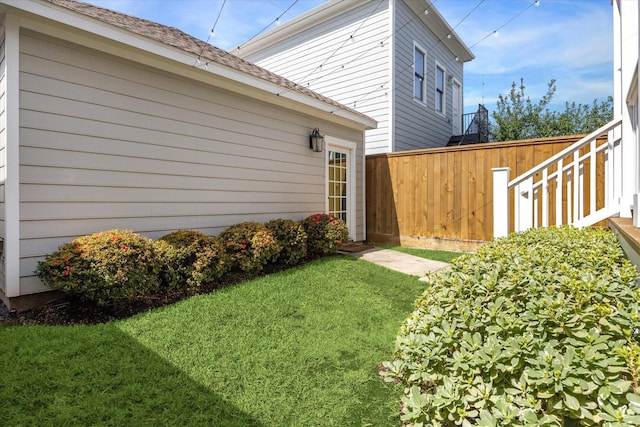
435, 64, 445, 113
414, 45, 426, 102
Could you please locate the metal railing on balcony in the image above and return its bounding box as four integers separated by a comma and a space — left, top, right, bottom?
449, 104, 490, 146
492, 118, 623, 237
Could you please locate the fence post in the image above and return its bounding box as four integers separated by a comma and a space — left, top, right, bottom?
492, 167, 510, 238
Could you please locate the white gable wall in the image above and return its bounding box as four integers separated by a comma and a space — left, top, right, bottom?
17, 29, 365, 296
393, 0, 463, 151
244, 1, 392, 155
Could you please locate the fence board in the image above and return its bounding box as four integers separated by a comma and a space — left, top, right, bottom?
366, 135, 594, 250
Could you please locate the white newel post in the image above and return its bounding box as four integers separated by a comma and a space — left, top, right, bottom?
492, 167, 510, 238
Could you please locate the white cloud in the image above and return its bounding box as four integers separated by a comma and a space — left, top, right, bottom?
436, 0, 613, 113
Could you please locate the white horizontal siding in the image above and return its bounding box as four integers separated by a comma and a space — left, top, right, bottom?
18, 30, 365, 295
393, 0, 465, 151
244, 1, 391, 155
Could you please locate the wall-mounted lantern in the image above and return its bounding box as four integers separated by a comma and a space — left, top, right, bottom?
309, 128, 325, 152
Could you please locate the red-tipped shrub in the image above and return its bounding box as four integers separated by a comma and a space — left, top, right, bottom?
156, 230, 228, 290
218, 222, 281, 273
265, 219, 308, 267
36, 230, 160, 306
301, 213, 348, 257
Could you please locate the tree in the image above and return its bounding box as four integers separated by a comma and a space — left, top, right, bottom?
490, 78, 613, 141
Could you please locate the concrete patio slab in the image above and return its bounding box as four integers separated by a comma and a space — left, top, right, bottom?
341, 248, 450, 277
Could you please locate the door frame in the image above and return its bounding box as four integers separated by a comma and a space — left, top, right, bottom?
325, 136, 357, 241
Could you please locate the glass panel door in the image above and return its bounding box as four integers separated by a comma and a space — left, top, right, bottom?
328, 150, 348, 223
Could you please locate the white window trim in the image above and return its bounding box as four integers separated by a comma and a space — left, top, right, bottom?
413, 42, 427, 104
435, 62, 446, 116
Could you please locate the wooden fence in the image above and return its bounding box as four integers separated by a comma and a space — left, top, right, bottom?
366, 135, 600, 251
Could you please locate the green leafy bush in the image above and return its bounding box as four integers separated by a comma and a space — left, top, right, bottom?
156, 230, 228, 289
218, 222, 281, 273
36, 230, 160, 306
265, 219, 308, 267
381, 226, 640, 426
301, 213, 348, 257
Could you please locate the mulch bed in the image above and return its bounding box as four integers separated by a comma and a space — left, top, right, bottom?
0, 267, 283, 327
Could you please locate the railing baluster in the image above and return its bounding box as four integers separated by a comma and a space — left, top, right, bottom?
567, 170, 573, 223
590, 138, 596, 216
516, 177, 533, 232
541, 168, 549, 227
556, 159, 563, 226
573, 150, 580, 222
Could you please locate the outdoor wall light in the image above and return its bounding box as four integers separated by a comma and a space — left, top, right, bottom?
309, 128, 325, 152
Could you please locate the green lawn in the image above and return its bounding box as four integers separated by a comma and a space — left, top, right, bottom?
1, 255, 427, 426
377, 245, 467, 263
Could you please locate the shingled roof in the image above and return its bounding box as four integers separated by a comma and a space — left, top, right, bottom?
44, 0, 374, 125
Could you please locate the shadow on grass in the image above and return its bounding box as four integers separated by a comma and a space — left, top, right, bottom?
0, 324, 263, 426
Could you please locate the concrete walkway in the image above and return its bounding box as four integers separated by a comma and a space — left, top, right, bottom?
339, 247, 450, 279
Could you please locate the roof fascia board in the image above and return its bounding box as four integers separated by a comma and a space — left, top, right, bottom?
410, 0, 474, 62
238, 0, 370, 57
2, 0, 376, 130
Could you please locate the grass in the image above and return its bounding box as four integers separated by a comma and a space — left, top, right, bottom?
376, 245, 467, 263
1, 255, 427, 426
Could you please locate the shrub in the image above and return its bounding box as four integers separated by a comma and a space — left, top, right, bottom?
301, 213, 348, 257
265, 219, 307, 267
156, 230, 228, 289
36, 230, 161, 306
381, 226, 640, 426
218, 222, 281, 273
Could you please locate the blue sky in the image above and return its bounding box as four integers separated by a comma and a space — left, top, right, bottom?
85, 0, 613, 115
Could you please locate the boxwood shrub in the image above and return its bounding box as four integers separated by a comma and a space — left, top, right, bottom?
36, 230, 161, 306
156, 230, 228, 290
301, 213, 348, 257
381, 226, 640, 426
218, 221, 281, 273
265, 218, 307, 267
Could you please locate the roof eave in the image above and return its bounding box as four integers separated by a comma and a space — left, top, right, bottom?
411, 0, 474, 63
1, 0, 376, 131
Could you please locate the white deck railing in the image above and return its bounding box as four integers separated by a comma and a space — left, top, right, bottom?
493, 118, 623, 237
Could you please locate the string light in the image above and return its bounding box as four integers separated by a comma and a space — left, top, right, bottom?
248, 0, 536, 115
235, 0, 300, 51
452, 0, 485, 30
194, 0, 227, 66
288, 4, 420, 93
355, 0, 538, 108
289, 0, 385, 91
468, 0, 539, 49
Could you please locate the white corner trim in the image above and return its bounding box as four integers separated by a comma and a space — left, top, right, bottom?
388, 0, 395, 153
3, 13, 20, 297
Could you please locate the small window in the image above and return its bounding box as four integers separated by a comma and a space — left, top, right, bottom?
435, 64, 445, 113
414, 45, 426, 101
